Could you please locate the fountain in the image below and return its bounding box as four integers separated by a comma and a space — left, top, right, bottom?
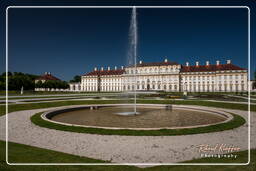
130, 6, 138, 115
44, 104, 231, 130
117, 6, 139, 115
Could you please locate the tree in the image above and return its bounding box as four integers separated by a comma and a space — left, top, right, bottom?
70, 75, 81, 83
0, 71, 38, 91
40, 80, 69, 89
61, 81, 69, 89
35, 81, 43, 88
1, 72, 12, 77
253, 71, 256, 89
0, 81, 5, 90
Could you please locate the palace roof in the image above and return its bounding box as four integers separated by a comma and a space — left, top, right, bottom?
127, 61, 179, 68
36, 73, 60, 81
180, 64, 246, 73
83, 69, 125, 76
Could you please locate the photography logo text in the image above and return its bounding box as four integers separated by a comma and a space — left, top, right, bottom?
196, 144, 241, 159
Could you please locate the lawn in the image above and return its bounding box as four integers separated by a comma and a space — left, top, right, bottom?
0, 90, 121, 96
0, 99, 255, 116
0, 95, 88, 100
0, 141, 254, 171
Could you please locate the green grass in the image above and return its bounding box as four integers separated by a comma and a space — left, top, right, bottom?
0, 95, 88, 100
0, 141, 254, 170
1, 99, 255, 116
31, 111, 245, 136
21, 96, 96, 102
0, 90, 121, 96
0, 93, 121, 100
0, 140, 136, 170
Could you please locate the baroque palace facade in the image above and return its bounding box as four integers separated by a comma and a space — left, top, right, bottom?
74, 59, 248, 92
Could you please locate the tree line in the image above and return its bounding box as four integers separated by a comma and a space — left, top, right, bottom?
0, 72, 69, 90
35, 80, 69, 89
0, 72, 37, 90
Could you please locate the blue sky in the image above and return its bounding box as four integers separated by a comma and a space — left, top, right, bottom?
0, 1, 255, 81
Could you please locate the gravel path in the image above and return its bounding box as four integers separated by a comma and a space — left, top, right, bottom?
0, 105, 255, 164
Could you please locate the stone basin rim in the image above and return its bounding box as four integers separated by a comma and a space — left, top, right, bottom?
41, 104, 234, 131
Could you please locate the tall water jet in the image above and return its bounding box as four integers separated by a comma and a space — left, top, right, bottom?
128, 6, 138, 114
117, 6, 138, 116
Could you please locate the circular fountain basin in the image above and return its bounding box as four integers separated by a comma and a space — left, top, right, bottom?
42, 104, 233, 130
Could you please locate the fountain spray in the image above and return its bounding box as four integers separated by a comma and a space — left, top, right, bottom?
129, 6, 138, 114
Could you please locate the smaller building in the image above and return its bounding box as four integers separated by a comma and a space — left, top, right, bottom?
35, 72, 60, 83
69, 82, 81, 91
35, 72, 68, 91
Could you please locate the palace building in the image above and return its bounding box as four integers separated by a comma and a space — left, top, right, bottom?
78, 59, 248, 92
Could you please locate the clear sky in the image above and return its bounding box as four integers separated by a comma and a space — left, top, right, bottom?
0, 1, 255, 81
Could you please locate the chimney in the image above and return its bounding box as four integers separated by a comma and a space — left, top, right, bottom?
121, 66, 124, 70
114, 66, 117, 70
101, 67, 104, 71
139, 60, 142, 64
196, 61, 199, 66
206, 61, 209, 66
164, 58, 168, 63
227, 60, 231, 64
94, 67, 97, 71
107, 66, 110, 71
186, 62, 189, 66
216, 60, 220, 65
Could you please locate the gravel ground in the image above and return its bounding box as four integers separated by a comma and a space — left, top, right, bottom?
0, 105, 255, 165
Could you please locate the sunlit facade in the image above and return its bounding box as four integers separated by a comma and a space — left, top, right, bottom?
79, 59, 248, 92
